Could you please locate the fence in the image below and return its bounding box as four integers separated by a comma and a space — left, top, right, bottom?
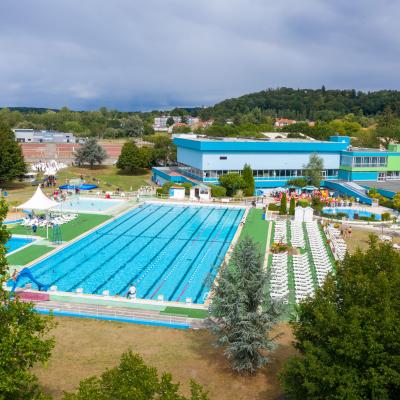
33, 301, 190, 327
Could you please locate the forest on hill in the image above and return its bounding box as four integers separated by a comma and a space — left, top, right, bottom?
1, 88, 400, 147
198, 87, 400, 121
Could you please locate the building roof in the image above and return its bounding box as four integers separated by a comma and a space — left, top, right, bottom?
173, 134, 350, 153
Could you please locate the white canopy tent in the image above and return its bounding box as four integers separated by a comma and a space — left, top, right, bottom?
17, 186, 58, 211
17, 186, 59, 238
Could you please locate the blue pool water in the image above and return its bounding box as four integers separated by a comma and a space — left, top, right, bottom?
52, 197, 123, 213
6, 237, 33, 254
323, 207, 381, 220
13, 204, 244, 304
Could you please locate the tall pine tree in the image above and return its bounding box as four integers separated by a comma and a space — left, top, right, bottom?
208, 236, 282, 374
279, 192, 288, 215
242, 164, 255, 197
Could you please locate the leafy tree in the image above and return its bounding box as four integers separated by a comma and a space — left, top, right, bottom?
64, 350, 208, 400
219, 173, 245, 196
279, 192, 287, 215
289, 197, 295, 215
311, 195, 324, 214
210, 185, 227, 198
303, 153, 324, 187
121, 116, 144, 137
287, 178, 307, 188
208, 236, 282, 374
242, 164, 255, 197
116, 142, 150, 173
0, 125, 27, 184
0, 197, 55, 398
145, 135, 177, 166
375, 106, 400, 147
166, 117, 175, 127
74, 138, 107, 168
281, 237, 400, 399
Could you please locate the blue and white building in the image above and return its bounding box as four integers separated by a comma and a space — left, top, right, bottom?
152, 134, 400, 201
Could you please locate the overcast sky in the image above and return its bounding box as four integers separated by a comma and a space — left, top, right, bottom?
0, 0, 399, 111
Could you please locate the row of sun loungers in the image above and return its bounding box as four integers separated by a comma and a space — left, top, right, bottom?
292, 253, 315, 303
274, 220, 287, 244
306, 221, 334, 286
269, 252, 289, 302
290, 221, 305, 248
324, 226, 347, 261
21, 213, 78, 227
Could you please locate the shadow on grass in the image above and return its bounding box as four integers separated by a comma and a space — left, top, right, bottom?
188, 326, 295, 400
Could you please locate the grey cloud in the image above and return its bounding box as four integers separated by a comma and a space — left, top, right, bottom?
0, 0, 399, 110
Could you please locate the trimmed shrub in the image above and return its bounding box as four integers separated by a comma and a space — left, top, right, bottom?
268, 203, 280, 211
210, 185, 227, 198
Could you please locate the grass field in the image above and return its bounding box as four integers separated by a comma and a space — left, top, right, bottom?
2, 166, 151, 206
35, 318, 295, 400
8, 213, 111, 242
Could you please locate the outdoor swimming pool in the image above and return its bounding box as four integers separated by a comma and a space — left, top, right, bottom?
323, 207, 382, 220
12, 203, 244, 304
6, 237, 34, 254
52, 197, 124, 213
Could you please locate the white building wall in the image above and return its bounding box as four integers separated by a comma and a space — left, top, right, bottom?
201, 152, 340, 171
177, 148, 204, 170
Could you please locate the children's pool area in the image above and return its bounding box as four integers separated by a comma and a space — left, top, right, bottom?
322, 207, 382, 220
12, 203, 244, 304
6, 236, 35, 254
51, 196, 124, 213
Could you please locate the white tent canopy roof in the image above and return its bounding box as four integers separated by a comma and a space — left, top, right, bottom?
16, 186, 58, 211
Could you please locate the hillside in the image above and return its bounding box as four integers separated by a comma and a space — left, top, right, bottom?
199, 87, 400, 121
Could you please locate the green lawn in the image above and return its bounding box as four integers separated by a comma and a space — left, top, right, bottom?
161, 306, 209, 319
57, 165, 151, 192
238, 208, 269, 257
8, 213, 111, 242
7, 245, 53, 266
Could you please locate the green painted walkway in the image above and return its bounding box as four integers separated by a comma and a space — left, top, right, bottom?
7, 245, 53, 266
9, 213, 111, 242
238, 208, 269, 257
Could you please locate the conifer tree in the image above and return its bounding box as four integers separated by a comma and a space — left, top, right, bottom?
289, 197, 295, 215
208, 236, 282, 374
242, 164, 255, 197
279, 192, 287, 215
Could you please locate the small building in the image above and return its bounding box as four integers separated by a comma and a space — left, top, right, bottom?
274, 118, 297, 128
169, 186, 186, 200
13, 129, 81, 143
190, 184, 211, 201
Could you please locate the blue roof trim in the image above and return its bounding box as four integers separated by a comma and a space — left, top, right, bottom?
173, 138, 348, 153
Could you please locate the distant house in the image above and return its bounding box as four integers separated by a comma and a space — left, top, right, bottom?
274, 118, 297, 128
13, 129, 83, 144
153, 116, 201, 131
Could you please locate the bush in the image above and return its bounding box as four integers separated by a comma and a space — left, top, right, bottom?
297, 199, 309, 208
268, 203, 280, 211
219, 173, 245, 196
210, 185, 227, 198
181, 182, 192, 196
381, 212, 392, 221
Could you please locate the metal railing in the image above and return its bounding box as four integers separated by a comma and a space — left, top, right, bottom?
33, 301, 190, 326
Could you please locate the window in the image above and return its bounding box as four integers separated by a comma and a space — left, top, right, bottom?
219, 156, 227, 160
